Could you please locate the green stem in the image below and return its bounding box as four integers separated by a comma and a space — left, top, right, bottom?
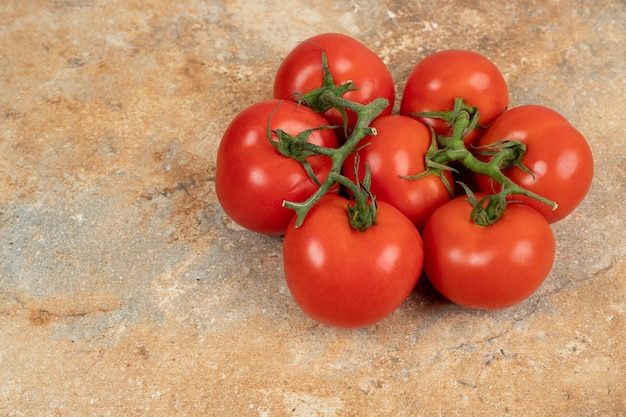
283, 93, 388, 228
420, 98, 557, 225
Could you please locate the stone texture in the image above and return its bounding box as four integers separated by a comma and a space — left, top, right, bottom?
1, 0, 625, 416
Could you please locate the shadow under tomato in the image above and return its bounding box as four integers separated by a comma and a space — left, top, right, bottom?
411, 273, 449, 307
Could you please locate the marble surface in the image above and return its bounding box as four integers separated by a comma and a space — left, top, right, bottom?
1, 0, 625, 415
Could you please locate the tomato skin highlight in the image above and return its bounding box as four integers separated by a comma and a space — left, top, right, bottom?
422, 195, 555, 310
283, 195, 424, 328
215, 99, 338, 235
343, 115, 453, 230
400, 50, 508, 146
273, 33, 395, 131
475, 105, 594, 223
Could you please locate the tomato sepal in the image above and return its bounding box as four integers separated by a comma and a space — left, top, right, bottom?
292, 50, 356, 134
265, 103, 338, 186
472, 139, 534, 177
412, 97, 482, 142
458, 182, 507, 227
401, 126, 457, 198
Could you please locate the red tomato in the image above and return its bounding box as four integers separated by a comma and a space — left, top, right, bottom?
400, 50, 508, 146
215, 99, 338, 235
342, 115, 453, 230
422, 195, 555, 310
475, 105, 594, 223
273, 33, 395, 132
283, 195, 424, 328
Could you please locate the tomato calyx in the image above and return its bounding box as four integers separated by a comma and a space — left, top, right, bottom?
343, 158, 377, 231
401, 127, 457, 197
292, 50, 357, 133
416, 98, 557, 225
414, 96, 483, 140
266, 105, 338, 186
472, 139, 533, 174
457, 182, 506, 226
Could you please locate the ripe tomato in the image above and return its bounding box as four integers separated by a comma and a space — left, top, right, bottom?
342, 115, 453, 230
283, 194, 424, 328
475, 105, 594, 223
400, 50, 508, 146
215, 99, 338, 235
273, 33, 395, 132
421, 195, 555, 310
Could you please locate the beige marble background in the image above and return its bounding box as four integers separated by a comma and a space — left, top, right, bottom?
1, 0, 625, 416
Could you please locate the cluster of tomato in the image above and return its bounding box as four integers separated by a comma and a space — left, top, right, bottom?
215, 33, 594, 329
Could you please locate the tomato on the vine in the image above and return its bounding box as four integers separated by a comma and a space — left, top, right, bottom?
400, 50, 508, 146
215, 99, 338, 235
475, 105, 594, 223
273, 33, 395, 133
421, 195, 555, 310
282, 194, 423, 328
342, 115, 453, 230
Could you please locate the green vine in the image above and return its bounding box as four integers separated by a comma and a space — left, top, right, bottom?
269, 51, 557, 228
412, 98, 556, 225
